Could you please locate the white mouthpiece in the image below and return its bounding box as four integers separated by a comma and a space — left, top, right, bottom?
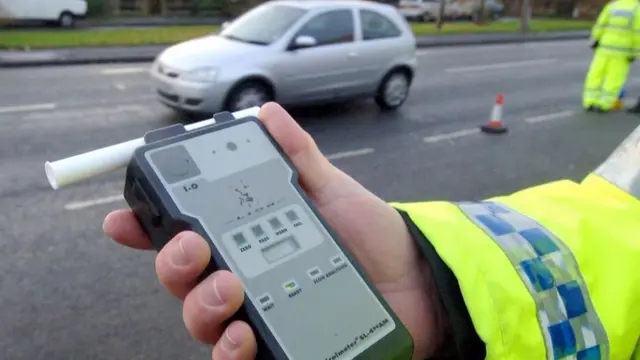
44, 106, 261, 190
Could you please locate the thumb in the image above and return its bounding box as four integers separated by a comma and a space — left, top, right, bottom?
257, 102, 340, 195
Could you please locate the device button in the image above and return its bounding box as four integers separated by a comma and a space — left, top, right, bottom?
257, 293, 274, 312
132, 179, 162, 227
232, 232, 252, 253
330, 255, 345, 267
268, 216, 288, 236
282, 279, 302, 298
307, 267, 323, 280
285, 209, 303, 227
251, 224, 269, 244
149, 144, 201, 184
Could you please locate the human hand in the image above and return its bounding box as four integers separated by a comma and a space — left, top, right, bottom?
102, 102, 447, 360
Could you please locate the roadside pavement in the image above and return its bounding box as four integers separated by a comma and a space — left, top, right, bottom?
0, 30, 589, 68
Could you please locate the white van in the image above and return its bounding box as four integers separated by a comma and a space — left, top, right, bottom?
0, 0, 87, 27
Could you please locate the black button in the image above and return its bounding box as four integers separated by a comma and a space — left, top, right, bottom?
133, 180, 162, 227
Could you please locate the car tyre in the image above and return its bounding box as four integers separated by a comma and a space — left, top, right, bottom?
224, 80, 273, 113
375, 69, 411, 111
58, 11, 75, 28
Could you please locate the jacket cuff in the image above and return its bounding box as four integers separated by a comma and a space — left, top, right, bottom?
396, 208, 486, 360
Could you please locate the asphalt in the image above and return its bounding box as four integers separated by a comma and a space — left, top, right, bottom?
1, 39, 639, 360
0, 30, 590, 68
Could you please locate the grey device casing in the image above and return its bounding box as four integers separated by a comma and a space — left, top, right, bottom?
123, 112, 414, 360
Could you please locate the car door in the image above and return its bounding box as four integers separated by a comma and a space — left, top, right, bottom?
273, 8, 359, 104
353, 8, 408, 94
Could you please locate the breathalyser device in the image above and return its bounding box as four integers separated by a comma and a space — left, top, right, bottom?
44, 107, 413, 360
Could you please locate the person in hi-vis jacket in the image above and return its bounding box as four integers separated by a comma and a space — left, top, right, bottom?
102, 103, 639, 360
583, 0, 640, 113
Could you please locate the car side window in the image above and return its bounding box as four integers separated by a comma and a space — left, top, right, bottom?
360, 9, 402, 41
295, 9, 355, 46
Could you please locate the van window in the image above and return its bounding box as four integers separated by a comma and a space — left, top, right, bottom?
295, 9, 355, 46
359, 9, 402, 40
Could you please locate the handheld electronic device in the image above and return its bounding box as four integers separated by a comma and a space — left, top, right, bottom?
44, 108, 413, 360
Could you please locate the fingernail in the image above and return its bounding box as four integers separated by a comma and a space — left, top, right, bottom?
220, 327, 241, 354
198, 276, 226, 308
169, 235, 196, 267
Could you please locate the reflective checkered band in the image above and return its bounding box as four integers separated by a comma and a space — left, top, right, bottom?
456, 201, 609, 360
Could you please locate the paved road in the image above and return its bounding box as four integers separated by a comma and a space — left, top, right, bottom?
1, 40, 639, 360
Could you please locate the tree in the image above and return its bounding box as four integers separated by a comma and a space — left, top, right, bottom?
520, 0, 531, 32
475, 0, 486, 24
436, 0, 446, 29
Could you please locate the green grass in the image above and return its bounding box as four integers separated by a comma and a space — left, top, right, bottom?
411, 19, 594, 34
0, 19, 593, 50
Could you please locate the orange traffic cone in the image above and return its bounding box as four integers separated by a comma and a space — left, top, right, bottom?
481, 94, 508, 134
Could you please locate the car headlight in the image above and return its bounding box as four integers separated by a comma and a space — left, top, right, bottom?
181, 67, 218, 83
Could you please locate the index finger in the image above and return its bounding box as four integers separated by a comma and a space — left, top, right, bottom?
103, 209, 153, 250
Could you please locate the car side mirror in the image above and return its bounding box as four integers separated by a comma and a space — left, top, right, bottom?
290, 35, 317, 50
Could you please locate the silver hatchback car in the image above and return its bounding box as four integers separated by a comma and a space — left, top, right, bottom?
150, 0, 418, 115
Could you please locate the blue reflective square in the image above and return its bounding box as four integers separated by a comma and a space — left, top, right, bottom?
557, 281, 587, 319
548, 320, 577, 359
476, 214, 515, 236
482, 201, 510, 214
520, 258, 555, 291
519, 228, 560, 256
577, 345, 601, 360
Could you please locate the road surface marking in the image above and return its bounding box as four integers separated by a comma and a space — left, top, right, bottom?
0, 103, 56, 114
424, 128, 480, 143
24, 104, 149, 121
445, 59, 557, 73
64, 194, 124, 211
101, 67, 147, 75
525, 110, 575, 124
114, 83, 127, 90
326, 148, 374, 160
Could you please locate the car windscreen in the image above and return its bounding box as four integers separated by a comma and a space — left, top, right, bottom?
220, 4, 308, 45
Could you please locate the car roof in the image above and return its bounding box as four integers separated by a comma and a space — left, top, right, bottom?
269, 0, 395, 12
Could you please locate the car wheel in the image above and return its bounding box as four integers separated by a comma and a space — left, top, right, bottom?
375, 69, 411, 111
58, 12, 75, 28
225, 80, 273, 113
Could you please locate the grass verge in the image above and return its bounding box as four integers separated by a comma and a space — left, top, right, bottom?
0, 19, 593, 50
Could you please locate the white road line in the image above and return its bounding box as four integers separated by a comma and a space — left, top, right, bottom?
326, 148, 375, 160
0, 103, 57, 114
101, 67, 147, 75
114, 83, 127, 90
445, 59, 557, 73
64, 194, 124, 211
525, 110, 575, 124
424, 128, 480, 143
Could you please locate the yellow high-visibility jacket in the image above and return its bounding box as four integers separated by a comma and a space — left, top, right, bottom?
392, 128, 640, 359
591, 0, 640, 57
